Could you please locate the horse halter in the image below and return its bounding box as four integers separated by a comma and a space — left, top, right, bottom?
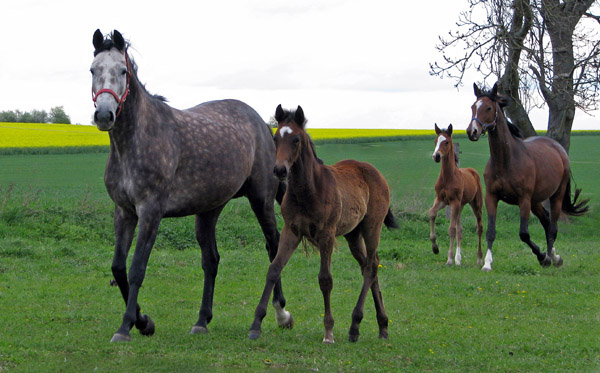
91, 51, 131, 117
471, 101, 498, 135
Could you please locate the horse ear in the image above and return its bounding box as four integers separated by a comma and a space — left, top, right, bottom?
93, 29, 104, 51
294, 106, 305, 127
434, 123, 441, 135
448, 124, 453, 135
113, 30, 125, 51
275, 104, 285, 123
491, 82, 498, 100
473, 83, 483, 98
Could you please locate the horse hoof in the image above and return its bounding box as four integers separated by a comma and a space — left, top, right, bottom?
379, 332, 389, 340
348, 334, 359, 343
139, 316, 155, 336
540, 255, 552, 267
553, 255, 563, 267
248, 330, 261, 340
432, 246, 439, 254
323, 337, 335, 344
110, 333, 131, 343
481, 266, 492, 272
190, 325, 208, 335
278, 314, 294, 329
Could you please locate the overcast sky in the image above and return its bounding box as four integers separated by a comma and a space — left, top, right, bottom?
1, 0, 598, 130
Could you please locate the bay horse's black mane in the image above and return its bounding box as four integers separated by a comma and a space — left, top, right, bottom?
94, 32, 167, 102
278, 108, 323, 165
477, 87, 523, 139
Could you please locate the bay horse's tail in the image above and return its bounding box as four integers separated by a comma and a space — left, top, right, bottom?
384, 208, 399, 230
562, 178, 590, 216
276, 180, 287, 205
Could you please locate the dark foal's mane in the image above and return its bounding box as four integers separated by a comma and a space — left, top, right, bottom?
279, 108, 323, 165
477, 88, 523, 139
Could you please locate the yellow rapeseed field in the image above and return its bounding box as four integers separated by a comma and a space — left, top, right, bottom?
0, 122, 109, 148
0, 122, 437, 148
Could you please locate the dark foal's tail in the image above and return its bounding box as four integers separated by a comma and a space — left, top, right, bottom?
562, 178, 589, 216
384, 208, 399, 230
275, 180, 287, 205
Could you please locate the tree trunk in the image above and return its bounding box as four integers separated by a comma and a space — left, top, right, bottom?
499, 0, 537, 138
542, 0, 594, 153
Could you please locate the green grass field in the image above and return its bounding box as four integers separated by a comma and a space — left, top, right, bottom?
0, 136, 598, 371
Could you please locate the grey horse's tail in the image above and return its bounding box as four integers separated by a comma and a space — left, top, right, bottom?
384, 208, 399, 230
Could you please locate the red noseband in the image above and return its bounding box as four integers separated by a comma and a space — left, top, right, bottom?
92, 52, 131, 117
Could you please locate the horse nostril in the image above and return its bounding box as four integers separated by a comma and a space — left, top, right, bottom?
273, 165, 287, 179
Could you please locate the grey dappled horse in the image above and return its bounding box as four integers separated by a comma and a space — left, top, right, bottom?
90, 29, 292, 342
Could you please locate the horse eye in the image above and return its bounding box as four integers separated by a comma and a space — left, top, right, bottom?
121, 68, 127, 76
292, 136, 300, 145
90, 68, 95, 75
487, 107, 492, 111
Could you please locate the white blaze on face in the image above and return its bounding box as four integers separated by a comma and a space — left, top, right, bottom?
433, 135, 447, 156
472, 100, 484, 127
279, 126, 293, 138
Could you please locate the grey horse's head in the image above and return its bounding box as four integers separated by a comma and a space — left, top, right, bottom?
90, 29, 130, 131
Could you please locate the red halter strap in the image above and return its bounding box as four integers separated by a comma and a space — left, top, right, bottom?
91, 52, 131, 117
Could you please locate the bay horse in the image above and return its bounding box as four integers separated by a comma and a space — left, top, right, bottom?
467, 82, 589, 271
90, 29, 293, 342
248, 105, 398, 343
429, 123, 483, 266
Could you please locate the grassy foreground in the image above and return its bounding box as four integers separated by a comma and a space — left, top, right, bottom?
0, 137, 598, 371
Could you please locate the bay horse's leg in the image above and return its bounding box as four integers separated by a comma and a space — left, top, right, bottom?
453, 204, 465, 265
482, 193, 499, 271
112, 204, 162, 342
345, 228, 388, 339
249, 225, 301, 340
317, 233, 336, 344
546, 196, 564, 267
191, 206, 225, 334
446, 200, 461, 266
247, 196, 292, 329
469, 195, 484, 266
517, 200, 549, 266
428, 198, 446, 255
348, 222, 388, 342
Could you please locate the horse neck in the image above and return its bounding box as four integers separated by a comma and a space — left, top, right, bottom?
108, 70, 156, 153
287, 137, 323, 201
487, 108, 519, 168
439, 141, 459, 180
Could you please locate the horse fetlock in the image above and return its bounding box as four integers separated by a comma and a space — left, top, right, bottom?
539, 254, 552, 267
274, 304, 294, 329
137, 315, 155, 336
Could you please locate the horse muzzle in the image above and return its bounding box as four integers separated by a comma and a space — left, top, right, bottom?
433, 153, 441, 163
467, 123, 481, 141
273, 164, 289, 181
94, 105, 116, 131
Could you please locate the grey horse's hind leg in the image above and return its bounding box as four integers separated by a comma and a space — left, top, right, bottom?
191, 206, 225, 334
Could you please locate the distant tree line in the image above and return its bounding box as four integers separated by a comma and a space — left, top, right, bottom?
0, 106, 71, 124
